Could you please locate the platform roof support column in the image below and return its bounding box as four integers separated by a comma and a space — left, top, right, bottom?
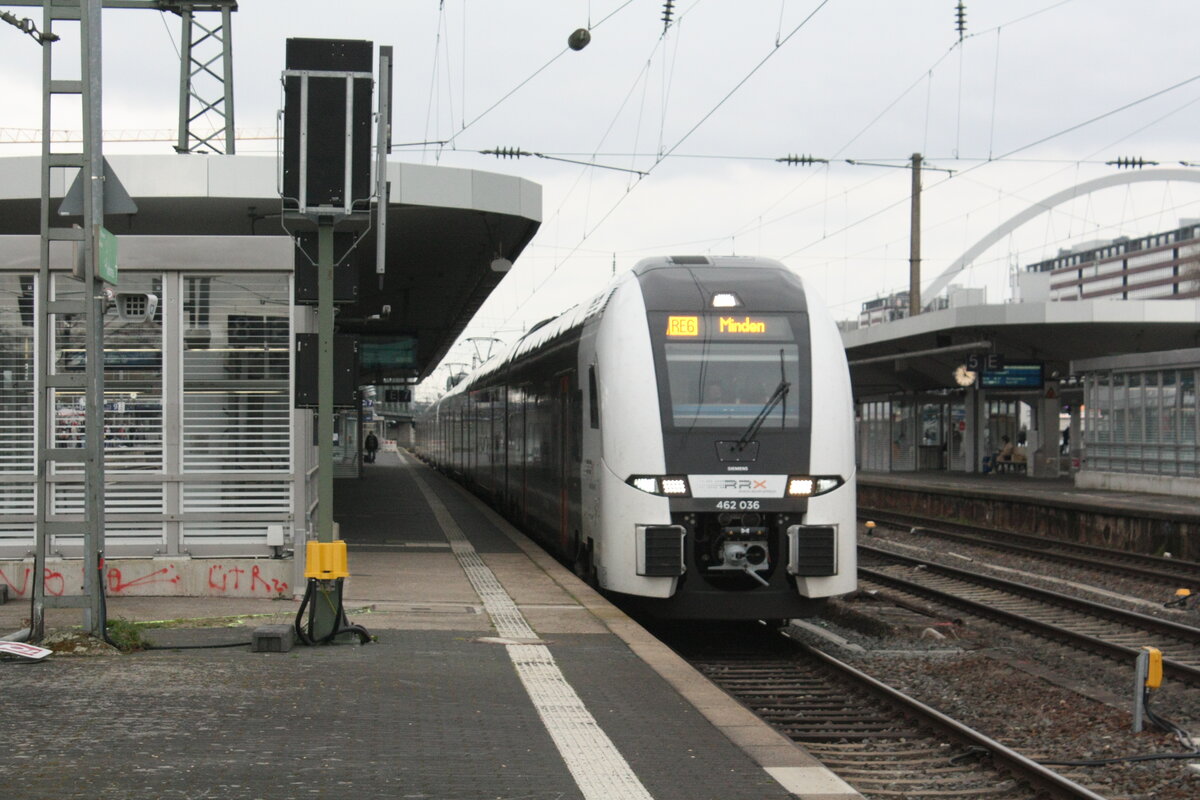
1032, 385, 1061, 479
965, 388, 983, 473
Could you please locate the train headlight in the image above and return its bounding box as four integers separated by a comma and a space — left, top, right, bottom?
630, 476, 659, 494
786, 475, 844, 497
627, 475, 692, 497
660, 477, 690, 496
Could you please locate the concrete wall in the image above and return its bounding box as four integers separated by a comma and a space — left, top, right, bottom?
858, 483, 1200, 561
0, 556, 297, 601
1076, 470, 1200, 499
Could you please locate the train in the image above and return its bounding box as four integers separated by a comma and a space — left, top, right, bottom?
413, 255, 857, 620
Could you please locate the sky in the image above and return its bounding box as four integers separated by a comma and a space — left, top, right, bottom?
3, 0, 1200, 394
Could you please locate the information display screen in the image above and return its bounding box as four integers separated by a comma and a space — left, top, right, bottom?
665, 314, 792, 340
980, 363, 1044, 388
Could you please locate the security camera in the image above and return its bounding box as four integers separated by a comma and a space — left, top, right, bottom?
115, 292, 158, 323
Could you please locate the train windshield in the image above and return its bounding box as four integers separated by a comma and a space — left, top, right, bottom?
664, 342, 801, 428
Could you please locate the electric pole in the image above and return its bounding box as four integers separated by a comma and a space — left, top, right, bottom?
909, 152, 922, 316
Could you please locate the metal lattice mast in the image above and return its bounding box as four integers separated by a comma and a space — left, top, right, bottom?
170, 1, 237, 154
7, 1, 238, 154
33, 0, 106, 640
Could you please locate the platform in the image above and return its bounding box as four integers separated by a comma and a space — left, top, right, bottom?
858, 469, 1200, 559
0, 451, 860, 800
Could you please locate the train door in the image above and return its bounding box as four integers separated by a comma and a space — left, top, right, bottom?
563, 371, 583, 559
556, 374, 570, 553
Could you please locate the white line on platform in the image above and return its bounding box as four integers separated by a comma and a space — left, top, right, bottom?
765, 766, 859, 795
411, 469, 655, 800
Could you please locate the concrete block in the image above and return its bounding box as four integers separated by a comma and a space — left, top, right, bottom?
251, 624, 295, 653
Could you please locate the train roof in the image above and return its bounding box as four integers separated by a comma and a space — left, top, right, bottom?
631, 254, 790, 274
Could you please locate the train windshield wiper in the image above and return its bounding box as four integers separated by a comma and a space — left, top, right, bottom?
735, 379, 789, 451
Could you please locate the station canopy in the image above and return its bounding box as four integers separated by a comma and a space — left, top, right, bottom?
843, 301, 1200, 396
0, 154, 541, 384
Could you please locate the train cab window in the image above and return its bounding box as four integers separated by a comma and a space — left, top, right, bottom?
588, 365, 600, 429
664, 342, 800, 428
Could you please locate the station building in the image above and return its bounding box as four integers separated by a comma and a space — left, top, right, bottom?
0, 154, 540, 592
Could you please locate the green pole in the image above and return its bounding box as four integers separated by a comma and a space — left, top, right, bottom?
317, 218, 335, 543
313, 218, 338, 639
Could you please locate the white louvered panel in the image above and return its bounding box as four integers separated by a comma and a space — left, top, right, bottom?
105, 484, 166, 513
52, 274, 165, 474
183, 481, 291, 513
182, 274, 291, 480
50, 482, 164, 515
103, 523, 167, 554
0, 274, 35, 474
0, 485, 35, 553
183, 392, 292, 470
181, 522, 277, 549
0, 483, 34, 515
0, 523, 34, 549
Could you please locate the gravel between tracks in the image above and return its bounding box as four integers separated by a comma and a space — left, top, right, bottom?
780, 528, 1200, 799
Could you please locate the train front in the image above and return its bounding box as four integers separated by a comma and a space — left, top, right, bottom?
595, 256, 856, 620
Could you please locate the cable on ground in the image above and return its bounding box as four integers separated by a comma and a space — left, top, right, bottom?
294, 577, 372, 646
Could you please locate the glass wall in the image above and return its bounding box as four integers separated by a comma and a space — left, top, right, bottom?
857, 400, 891, 471
856, 399, 919, 471
1085, 366, 1199, 477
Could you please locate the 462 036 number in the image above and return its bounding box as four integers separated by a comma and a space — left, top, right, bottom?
714, 500, 760, 511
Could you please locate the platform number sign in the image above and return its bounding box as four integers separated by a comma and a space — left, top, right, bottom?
967, 353, 1004, 372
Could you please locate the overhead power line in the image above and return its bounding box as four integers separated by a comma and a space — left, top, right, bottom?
494, 0, 833, 333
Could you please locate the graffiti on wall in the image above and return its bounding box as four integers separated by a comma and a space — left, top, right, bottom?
0, 560, 289, 598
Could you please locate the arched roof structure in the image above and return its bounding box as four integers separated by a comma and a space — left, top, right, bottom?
924, 168, 1200, 305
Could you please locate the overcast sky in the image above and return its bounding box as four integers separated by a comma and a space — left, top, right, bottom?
3, 1, 1200, 389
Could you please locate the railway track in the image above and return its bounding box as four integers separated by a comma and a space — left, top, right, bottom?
860, 507, 1200, 589
680, 628, 1106, 800
859, 543, 1200, 684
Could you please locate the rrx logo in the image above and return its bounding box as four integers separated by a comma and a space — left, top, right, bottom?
722, 479, 768, 490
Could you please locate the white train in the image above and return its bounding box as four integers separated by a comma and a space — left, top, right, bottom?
414, 256, 857, 620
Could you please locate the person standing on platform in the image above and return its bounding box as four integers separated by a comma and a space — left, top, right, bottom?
364, 431, 379, 464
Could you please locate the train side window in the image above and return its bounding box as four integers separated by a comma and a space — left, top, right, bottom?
588, 365, 600, 429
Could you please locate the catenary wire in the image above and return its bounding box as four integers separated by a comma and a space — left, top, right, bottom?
497, 0, 833, 329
